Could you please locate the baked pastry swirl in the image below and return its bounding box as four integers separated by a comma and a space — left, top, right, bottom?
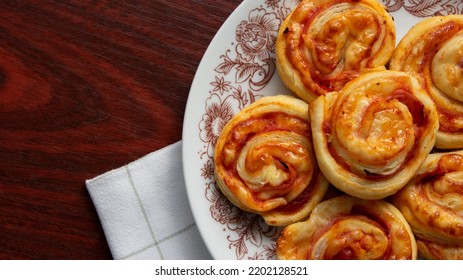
309, 70, 439, 199
276, 195, 417, 260
214, 95, 329, 226
392, 150, 463, 260
276, 0, 395, 102
390, 15, 463, 149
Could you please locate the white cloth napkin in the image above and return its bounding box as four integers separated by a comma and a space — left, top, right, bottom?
85, 141, 212, 260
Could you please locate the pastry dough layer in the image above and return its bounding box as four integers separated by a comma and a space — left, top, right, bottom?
309, 70, 439, 199
276, 195, 417, 260
276, 0, 395, 102
390, 15, 463, 149
214, 95, 329, 226
417, 240, 463, 260
392, 150, 463, 259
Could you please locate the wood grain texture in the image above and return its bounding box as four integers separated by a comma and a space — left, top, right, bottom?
0, 0, 242, 259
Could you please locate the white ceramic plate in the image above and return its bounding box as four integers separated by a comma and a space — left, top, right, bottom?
182, 0, 463, 260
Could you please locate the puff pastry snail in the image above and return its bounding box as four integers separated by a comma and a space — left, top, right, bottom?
309, 70, 439, 200
390, 15, 463, 149
276, 0, 395, 103
213, 95, 329, 226
392, 150, 463, 260
276, 195, 417, 260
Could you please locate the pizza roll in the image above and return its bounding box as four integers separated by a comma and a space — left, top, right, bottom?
214, 95, 329, 226
276, 0, 395, 103
416, 240, 463, 260
392, 150, 463, 260
309, 70, 439, 199
390, 15, 463, 149
276, 195, 417, 260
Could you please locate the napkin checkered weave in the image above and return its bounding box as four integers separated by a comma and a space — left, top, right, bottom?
86, 141, 211, 260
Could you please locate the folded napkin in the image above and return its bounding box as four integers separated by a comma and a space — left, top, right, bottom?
86, 141, 212, 260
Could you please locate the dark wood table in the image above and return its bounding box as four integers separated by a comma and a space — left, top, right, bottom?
0, 0, 242, 259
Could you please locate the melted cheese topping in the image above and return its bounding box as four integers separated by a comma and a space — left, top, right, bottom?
431, 31, 463, 103
390, 15, 463, 149
276, 0, 395, 102
276, 195, 417, 260
392, 150, 463, 259
309, 70, 439, 200
214, 95, 329, 226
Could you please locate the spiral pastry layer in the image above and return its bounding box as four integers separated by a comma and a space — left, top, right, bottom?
276, 195, 417, 260
390, 15, 463, 149
275, 0, 395, 103
214, 95, 329, 226
392, 150, 463, 260
309, 70, 439, 199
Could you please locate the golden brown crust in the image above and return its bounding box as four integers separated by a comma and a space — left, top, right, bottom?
309, 70, 439, 199
276, 0, 395, 102
276, 195, 417, 260
392, 150, 463, 260
390, 15, 463, 149
417, 240, 463, 260
214, 95, 329, 226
